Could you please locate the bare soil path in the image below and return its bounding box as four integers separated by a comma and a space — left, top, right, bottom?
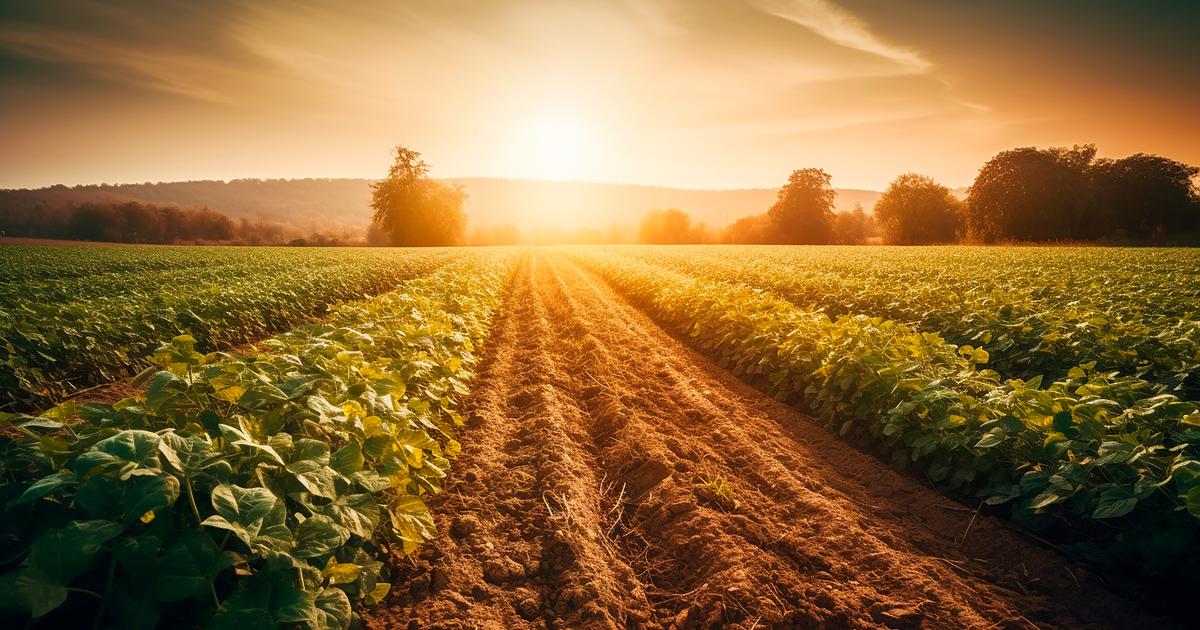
364, 251, 1160, 630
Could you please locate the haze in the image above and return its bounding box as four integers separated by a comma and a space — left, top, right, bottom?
1, 0, 1197, 191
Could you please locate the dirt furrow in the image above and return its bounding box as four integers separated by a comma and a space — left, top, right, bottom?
365, 251, 1160, 630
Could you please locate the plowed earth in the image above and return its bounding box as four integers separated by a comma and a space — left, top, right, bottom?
363, 252, 1160, 630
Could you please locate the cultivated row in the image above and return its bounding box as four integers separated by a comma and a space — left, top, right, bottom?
0, 251, 515, 629
0, 247, 463, 410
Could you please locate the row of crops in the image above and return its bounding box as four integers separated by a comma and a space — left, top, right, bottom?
0, 250, 516, 629
0, 246, 465, 411
618, 245, 1200, 400
567, 246, 1200, 583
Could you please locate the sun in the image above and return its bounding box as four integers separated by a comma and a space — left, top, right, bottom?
517, 113, 595, 181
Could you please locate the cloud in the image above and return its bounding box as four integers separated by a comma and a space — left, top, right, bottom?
0, 28, 244, 103
747, 0, 931, 72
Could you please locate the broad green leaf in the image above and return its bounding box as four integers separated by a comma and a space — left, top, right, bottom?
27, 520, 124, 581
0, 568, 68, 618
12, 471, 77, 505
389, 494, 434, 554
330, 442, 365, 476
314, 587, 353, 630
93, 430, 162, 467
147, 530, 229, 602
1093, 487, 1139, 519
293, 515, 348, 558
209, 563, 318, 630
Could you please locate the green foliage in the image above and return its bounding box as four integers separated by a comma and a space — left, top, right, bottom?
767, 168, 836, 244
873, 173, 961, 244
370, 147, 467, 247
0, 245, 461, 411
617, 245, 1200, 400
0, 253, 513, 628
572, 247, 1200, 578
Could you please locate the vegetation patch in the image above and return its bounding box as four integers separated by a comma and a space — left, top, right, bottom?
0, 252, 514, 629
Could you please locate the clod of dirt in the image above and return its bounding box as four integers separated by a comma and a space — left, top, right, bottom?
622, 458, 673, 497
443, 591, 471, 611
430, 567, 450, 592
665, 499, 696, 515
512, 587, 541, 621
449, 515, 480, 539
483, 556, 526, 584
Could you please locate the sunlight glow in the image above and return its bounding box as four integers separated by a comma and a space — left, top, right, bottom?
517, 114, 596, 181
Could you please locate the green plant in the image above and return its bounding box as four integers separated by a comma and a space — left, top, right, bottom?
0, 252, 514, 629
570, 247, 1200, 580
0, 246, 462, 411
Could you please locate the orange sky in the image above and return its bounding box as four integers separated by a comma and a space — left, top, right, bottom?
1, 0, 1197, 191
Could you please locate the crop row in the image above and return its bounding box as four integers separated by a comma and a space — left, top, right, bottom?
0, 247, 463, 410
0, 251, 515, 629
618, 245, 1200, 400
0, 245, 248, 284
569, 248, 1200, 581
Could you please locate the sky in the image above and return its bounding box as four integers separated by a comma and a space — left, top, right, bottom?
1, 0, 1197, 191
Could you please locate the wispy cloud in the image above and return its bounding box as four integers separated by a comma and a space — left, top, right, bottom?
747, 0, 931, 72
0, 28, 245, 104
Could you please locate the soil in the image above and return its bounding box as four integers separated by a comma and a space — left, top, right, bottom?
362, 252, 1163, 630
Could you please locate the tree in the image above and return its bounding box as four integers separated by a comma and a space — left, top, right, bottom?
965, 145, 1096, 242
720, 213, 773, 244
874, 174, 962, 244
638, 208, 706, 244
832, 203, 872, 244
768, 168, 835, 244
1089, 154, 1200, 240
370, 146, 467, 246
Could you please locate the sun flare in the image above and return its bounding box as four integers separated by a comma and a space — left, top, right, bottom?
517, 113, 596, 181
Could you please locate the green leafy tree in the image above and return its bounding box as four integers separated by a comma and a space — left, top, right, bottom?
966, 145, 1096, 242
832, 203, 872, 245
874, 174, 962, 244
720, 213, 776, 244
767, 168, 835, 244
1090, 153, 1200, 240
638, 208, 705, 244
370, 147, 466, 246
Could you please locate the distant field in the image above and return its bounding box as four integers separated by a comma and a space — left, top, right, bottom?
2, 243, 1195, 628
0, 244, 462, 410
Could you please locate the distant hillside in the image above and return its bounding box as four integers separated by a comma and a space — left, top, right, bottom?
448, 178, 881, 230
0, 179, 372, 234
0, 178, 882, 233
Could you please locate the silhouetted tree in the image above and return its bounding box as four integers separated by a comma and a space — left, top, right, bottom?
874, 174, 961, 244
721, 213, 775, 244
638, 208, 706, 244
966, 145, 1096, 242
832, 203, 872, 244
1090, 154, 1200, 240
768, 168, 835, 244
370, 146, 467, 246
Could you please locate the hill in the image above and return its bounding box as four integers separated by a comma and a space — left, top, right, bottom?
0, 178, 882, 233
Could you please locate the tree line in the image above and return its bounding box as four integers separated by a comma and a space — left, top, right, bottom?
679, 145, 1198, 246
483, 144, 1197, 247
0, 201, 355, 245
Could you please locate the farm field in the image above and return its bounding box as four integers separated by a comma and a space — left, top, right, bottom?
2, 244, 1196, 629
0, 246, 463, 411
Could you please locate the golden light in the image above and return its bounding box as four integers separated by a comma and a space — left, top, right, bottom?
516, 113, 596, 181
